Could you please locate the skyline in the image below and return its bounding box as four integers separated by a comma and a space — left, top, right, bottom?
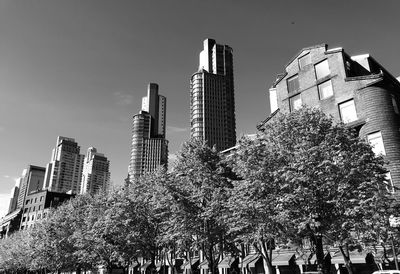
1, 0, 400, 217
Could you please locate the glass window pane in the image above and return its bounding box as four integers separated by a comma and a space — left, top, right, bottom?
290, 94, 302, 111
367, 131, 386, 156
287, 75, 299, 93
318, 80, 333, 99
339, 100, 357, 123
315, 60, 330, 79
299, 53, 311, 69
392, 94, 399, 114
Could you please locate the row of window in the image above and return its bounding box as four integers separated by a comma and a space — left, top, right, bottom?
288, 59, 331, 93
25, 196, 44, 205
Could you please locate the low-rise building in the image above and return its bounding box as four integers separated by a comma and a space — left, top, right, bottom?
262, 44, 400, 198
19, 190, 74, 230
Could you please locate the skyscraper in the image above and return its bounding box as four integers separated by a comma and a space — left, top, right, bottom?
190, 39, 236, 151
7, 180, 20, 214
128, 83, 168, 178
43, 136, 84, 194
80, 147, 111, 195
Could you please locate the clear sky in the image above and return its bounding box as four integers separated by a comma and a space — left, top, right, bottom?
1, 0, 400, 217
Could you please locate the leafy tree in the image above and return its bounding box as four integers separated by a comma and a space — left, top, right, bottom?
225, 107, 394, 274
30, 194, 94, 272
160, 139, 236, 274
0, 230, 33, 272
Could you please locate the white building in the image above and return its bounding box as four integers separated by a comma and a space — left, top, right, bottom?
81, 147, 111, 195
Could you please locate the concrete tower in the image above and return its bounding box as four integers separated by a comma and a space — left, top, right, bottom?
129, 84, 168, 179
80, 147, 111, 195
43, 136, 84, 194
190, 39, 236, 151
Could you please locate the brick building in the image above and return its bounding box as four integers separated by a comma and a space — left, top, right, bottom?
263, 44, 400, 198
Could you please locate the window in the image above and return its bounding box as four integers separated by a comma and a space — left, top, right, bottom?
339, 100, 357, 123
25, 200, 30, 205
392, 94, 399, 114
290, 94, 302, 111
318, 80, 333, 99
298, 53, 311, 69
385, 172, 394, 193
287, 75, 299, 93
367, 131, 386, 156
315, 60, 330, 79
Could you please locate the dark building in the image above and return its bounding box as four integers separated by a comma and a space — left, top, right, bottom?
16, 165, 45, 209
190, 39, 236, 151
263, 44, 400, 198
19, 190, 74, 230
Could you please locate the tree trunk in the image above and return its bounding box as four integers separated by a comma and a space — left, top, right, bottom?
255, 240, 274, 274
315, 233, 325, 273
338, 245, 353, 274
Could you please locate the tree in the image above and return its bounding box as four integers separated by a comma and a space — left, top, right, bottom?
160, 139, 236, 274
30, 194, 95, 272
225, 107, 394, 274
0, 230, 33, 272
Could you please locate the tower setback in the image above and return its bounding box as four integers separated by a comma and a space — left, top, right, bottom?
190, 39, 236, 151
129, 83, 168, 179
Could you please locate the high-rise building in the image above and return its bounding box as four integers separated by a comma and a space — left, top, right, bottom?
128, 83, 168, 178
43, 136, 84, 194
16, 165, 45, 209
7, 180, 20, 214
190, 39, 236, 151
80, 147, 111, 195
261, 44, 400, 199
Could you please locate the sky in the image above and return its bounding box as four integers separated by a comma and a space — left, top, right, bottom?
1, 0, 400, 217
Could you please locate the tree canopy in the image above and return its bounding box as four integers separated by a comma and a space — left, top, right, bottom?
224, 107, 395, 274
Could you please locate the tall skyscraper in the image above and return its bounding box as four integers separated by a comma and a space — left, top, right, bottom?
80, 147, 111, 195
43, 136, 84, 194
16, 165, 45, 209
190, 39, 236, 151
128, 83, 168, 179
7, 180, 20, 214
